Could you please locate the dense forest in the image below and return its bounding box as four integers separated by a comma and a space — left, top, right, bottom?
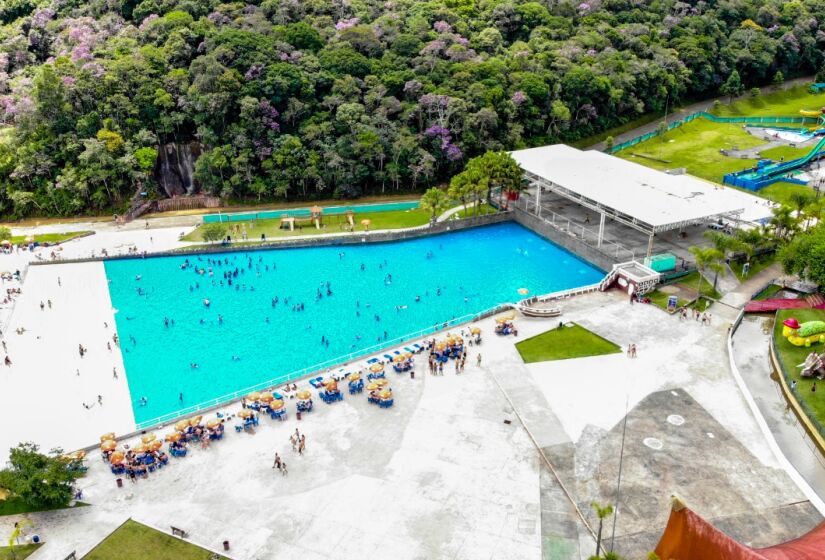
0, 0, 823, 217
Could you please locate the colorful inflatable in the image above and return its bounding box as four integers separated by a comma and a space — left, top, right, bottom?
782, 318, 825, 347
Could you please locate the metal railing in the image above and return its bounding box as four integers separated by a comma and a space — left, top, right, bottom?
515, 197, 637, 262
134, 304, 512, 430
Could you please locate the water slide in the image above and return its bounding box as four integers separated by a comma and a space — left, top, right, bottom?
724, 135, 825, 190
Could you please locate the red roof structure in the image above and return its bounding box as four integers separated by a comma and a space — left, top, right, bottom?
655, 499, 825, 560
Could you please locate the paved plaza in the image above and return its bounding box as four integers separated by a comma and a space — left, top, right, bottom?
0, 220, 822, 559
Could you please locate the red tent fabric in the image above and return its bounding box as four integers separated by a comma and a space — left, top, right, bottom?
655, 504, 825, 560
744, 299, 811, 313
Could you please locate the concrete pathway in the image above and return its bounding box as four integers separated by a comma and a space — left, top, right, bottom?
719, 263, 785, 308
732, 315, 825, 503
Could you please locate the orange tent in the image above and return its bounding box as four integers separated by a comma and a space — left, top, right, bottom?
655, 498, 825, 560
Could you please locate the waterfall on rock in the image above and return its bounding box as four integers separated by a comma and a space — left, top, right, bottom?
154, 142, 202, 197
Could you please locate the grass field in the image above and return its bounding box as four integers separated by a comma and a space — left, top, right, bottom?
6, 231, 91, 245
731, 252, 777, 282
516, 323, 621, 362
618, 119, 762, 183
673, 270, 722, 300
758, 144, 812, 161
0, 544, 42, 559
0, 496, 87, 517
714, 85, 825, 117
755, 284, 782, 300
83, 520, 228, 560
647, 290, 689, 312
758, 181, 817, 207
183, 207, 431, 242
773, 308, 825, 434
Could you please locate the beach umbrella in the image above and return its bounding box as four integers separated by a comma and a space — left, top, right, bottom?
348, 372, 361, 382
310, 206, 323, 214
369, 363, 384, 373
470, 327, 481, 335
375, 379, 389, 387
403, 352, 413, 359
296, 390, 311, 400
259, 393, 274, 403
165, 432, 181, 443
379, 390, 393, 399
237, 409, 254, 419
68, 450, 86, 461
271, 400, 285, 410
361, 219, 371, 229
109, 451, 125, 465
246, 391, 261, 401
206, 418, 223, 429
100, 432, 115, 442
188, 415, 203, 427
174, 420, 189, 432
133, 444, 148, 454
141, 434, 156, 444
100, 440, 117, 451
393, 355, 406, 363
149, 440, 163, 451
517, 287, 529, 295
366, 383, 379, 391
25, 235, 34, 243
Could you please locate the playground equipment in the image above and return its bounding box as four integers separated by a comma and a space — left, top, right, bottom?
782, 317, 825, 347
723, 135, 825, 191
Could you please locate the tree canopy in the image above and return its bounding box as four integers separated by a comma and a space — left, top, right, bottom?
0, 442, 82, 508
0, 0, 823, 217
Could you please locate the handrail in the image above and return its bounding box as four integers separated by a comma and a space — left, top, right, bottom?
134, 304, 510, 429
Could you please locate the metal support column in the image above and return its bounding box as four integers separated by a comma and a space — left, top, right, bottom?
598, 212, 606, 247
535, 184, 541, 215
646, 233, 655, 258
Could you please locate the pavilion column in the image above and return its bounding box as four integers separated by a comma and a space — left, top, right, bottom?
646, 233, 655, 258
535, 184, 541, 216
597, 212, 606, 247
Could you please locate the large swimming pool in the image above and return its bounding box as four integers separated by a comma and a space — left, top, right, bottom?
105, 223, 603, 425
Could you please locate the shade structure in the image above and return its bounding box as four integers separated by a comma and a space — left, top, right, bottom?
246, 391, 261, 401
348, 372, 361, 382
133, 444, 148, 454
470, 327, 481, 335
310, 205, 323, 214
403, 352, 413, 359
109, 451, 125, 464
206, 418, 223, 429
100, 440, 117, 451
325, 380, 339, 392
141, 434, 156, 444
369, 363, 384, 373
366, 383, 379, 391
393, 355, 406, 363
174, 420, 189, 432
149, 440, 163, 451
189, 415, 203, 427
259, 393, 274, 403
361, 219, 371, 227
270, 399, 285, 410
375, 379, 389, 387
67, 450, 86, 461
296, 390, 311, 400
165, 432, 181, 442
237, 409, 254, 419
379, 390, 393, 399
100, 432, 115, 442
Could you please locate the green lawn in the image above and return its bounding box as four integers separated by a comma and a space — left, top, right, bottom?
6, 231, 91, 245
83, 520, 228, 560
755, 284, 782, 300
713, 85, 825, 117
731, 252, 777, 282
0, 496, 87, 517
456, 203, 496, 218
773, 308, 825, 434
516, 323, 621, 362
183, 208, 431, 242
0, 544, 42, 559
672, 270, 722, 300
618, 118, 762, 183
758, 145, 812, 162
758, 181, 817, 207
647, 289, 688, 312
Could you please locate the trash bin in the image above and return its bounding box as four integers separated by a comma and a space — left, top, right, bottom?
116, 478, 123, 488
410, 370, 415, 379
296, 411, 302, 421
223, 540, 230, 551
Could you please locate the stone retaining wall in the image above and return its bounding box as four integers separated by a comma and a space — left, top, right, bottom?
513, 209, 614, 271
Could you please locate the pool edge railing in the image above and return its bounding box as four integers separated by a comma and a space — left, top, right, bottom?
132, 303, 513, 431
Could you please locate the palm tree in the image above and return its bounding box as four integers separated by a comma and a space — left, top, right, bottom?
591, 501, 615, 558
689, 246, 724, 298
420, 187, 449, 224
769, 205, 801, 241
703, 230, 745, 289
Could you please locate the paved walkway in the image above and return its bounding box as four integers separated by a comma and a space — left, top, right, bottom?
732, 315, 825, 503
719, 263, 785, 308
587, 76, 813, 151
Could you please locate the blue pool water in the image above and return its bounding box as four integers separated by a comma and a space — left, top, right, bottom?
105, 223, 603, 425
201, 200, 420, 223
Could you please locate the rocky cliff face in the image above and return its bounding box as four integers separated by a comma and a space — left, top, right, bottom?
154, 142, 202, 197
